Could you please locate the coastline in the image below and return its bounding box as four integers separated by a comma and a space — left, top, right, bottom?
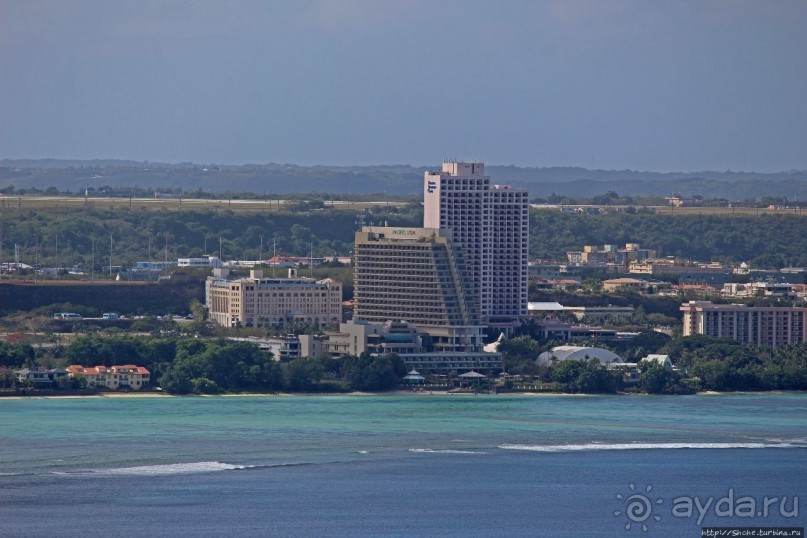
2, 389, 803, 401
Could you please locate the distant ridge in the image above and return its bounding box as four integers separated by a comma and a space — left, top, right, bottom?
1, 159, 806, 199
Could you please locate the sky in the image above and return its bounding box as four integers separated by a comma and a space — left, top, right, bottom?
1, 0, 806, 172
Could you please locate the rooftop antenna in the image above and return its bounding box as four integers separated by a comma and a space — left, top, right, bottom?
309, 241, 313, 277
272, 236, 277, 277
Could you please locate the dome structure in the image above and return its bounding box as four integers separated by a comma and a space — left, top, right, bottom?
536, 346, 622, 366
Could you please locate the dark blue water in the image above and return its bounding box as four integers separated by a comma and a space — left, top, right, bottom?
2, 394, 805, 537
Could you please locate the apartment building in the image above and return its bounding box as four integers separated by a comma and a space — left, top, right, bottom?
681, 301, 807, 347
66, 364, 151, 390
206, 268, 342, 328
423, 161, 528, 331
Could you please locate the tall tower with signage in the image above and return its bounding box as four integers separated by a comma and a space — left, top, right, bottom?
423, 161, 528, 331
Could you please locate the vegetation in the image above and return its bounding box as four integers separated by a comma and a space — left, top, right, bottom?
550, 359, 621, 393
495, 331, 807, 394
0, 333, 407, 395
529, 211, 807, 268
3, 159, 806, 200
2, 206, 806, 281
0, 206, 420, 273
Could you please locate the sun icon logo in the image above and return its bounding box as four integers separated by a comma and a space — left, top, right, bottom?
614, 483, 663, 532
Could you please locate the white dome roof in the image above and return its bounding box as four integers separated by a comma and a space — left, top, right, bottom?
537, 346, 622, 366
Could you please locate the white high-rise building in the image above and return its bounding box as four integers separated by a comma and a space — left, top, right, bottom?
424, 161, 528, 331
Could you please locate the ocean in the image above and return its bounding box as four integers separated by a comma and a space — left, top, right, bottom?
1, 393, 805, 537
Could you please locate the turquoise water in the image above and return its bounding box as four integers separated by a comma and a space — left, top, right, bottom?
2, 393, 806, 536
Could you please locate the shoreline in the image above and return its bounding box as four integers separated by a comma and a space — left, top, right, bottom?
1, 389, 804, 401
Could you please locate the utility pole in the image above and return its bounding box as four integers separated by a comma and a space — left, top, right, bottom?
259, 235, 263, 266
109, 233, 113, 276
164, 232, 169, 264
219, 235, 223, 261
91, 237, 95, 284
55, 233, 59, 279
34, 236, 38, 284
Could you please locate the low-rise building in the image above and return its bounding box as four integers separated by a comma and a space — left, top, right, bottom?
227, 336, 302, 361
178, 256, 223, 268
722, 282, 796, 299
564, 305, 634, 322
602, 277, 650, 293
300, 320, 503, 375
14, 367, 68, 387
206, 268, 342, 328
536, 346, 622, 366
640, 354, 674, 369
66, 364, 151, 390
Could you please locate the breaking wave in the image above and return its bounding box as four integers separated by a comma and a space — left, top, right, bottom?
90, 461, 253, 476
498, 442, 803, 453
409, 448, 486, 455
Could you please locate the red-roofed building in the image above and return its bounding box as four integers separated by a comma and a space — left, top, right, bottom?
66, 364, 151, 390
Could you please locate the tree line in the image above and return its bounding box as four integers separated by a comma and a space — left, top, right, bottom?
529, 211, 807, 268
496, 333, 807, 394
28, 334, 406, 394
4, 207, 805, 276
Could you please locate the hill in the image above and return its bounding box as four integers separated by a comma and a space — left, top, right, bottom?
2, 159, 806, 200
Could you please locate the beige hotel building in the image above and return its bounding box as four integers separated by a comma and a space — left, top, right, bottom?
206, 268, 342, 328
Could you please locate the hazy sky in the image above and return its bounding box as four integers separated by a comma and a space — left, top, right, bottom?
1, 0, 806, 171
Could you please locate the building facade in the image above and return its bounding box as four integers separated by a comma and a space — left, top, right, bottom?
206, 268, 342, 328
424, 161, 528, 330
353, 227, 485, 353
681, 301, 807, 347
299, 320, 503, 375
66, 364, 151, 390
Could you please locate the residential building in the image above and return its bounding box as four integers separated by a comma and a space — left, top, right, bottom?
722, 282, 796, 299
227, 336, 301, 360
66, 364, 151, 390
602, 277, 650, 293
424, 161, 528, 331
567, 243, 656, 267
206, 268, 342, 328
680, 301, 807, 347
640, 354, 674, 369
14, 367, 68, 387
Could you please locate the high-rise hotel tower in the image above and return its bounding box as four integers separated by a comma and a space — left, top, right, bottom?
424, 161, 528, 331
